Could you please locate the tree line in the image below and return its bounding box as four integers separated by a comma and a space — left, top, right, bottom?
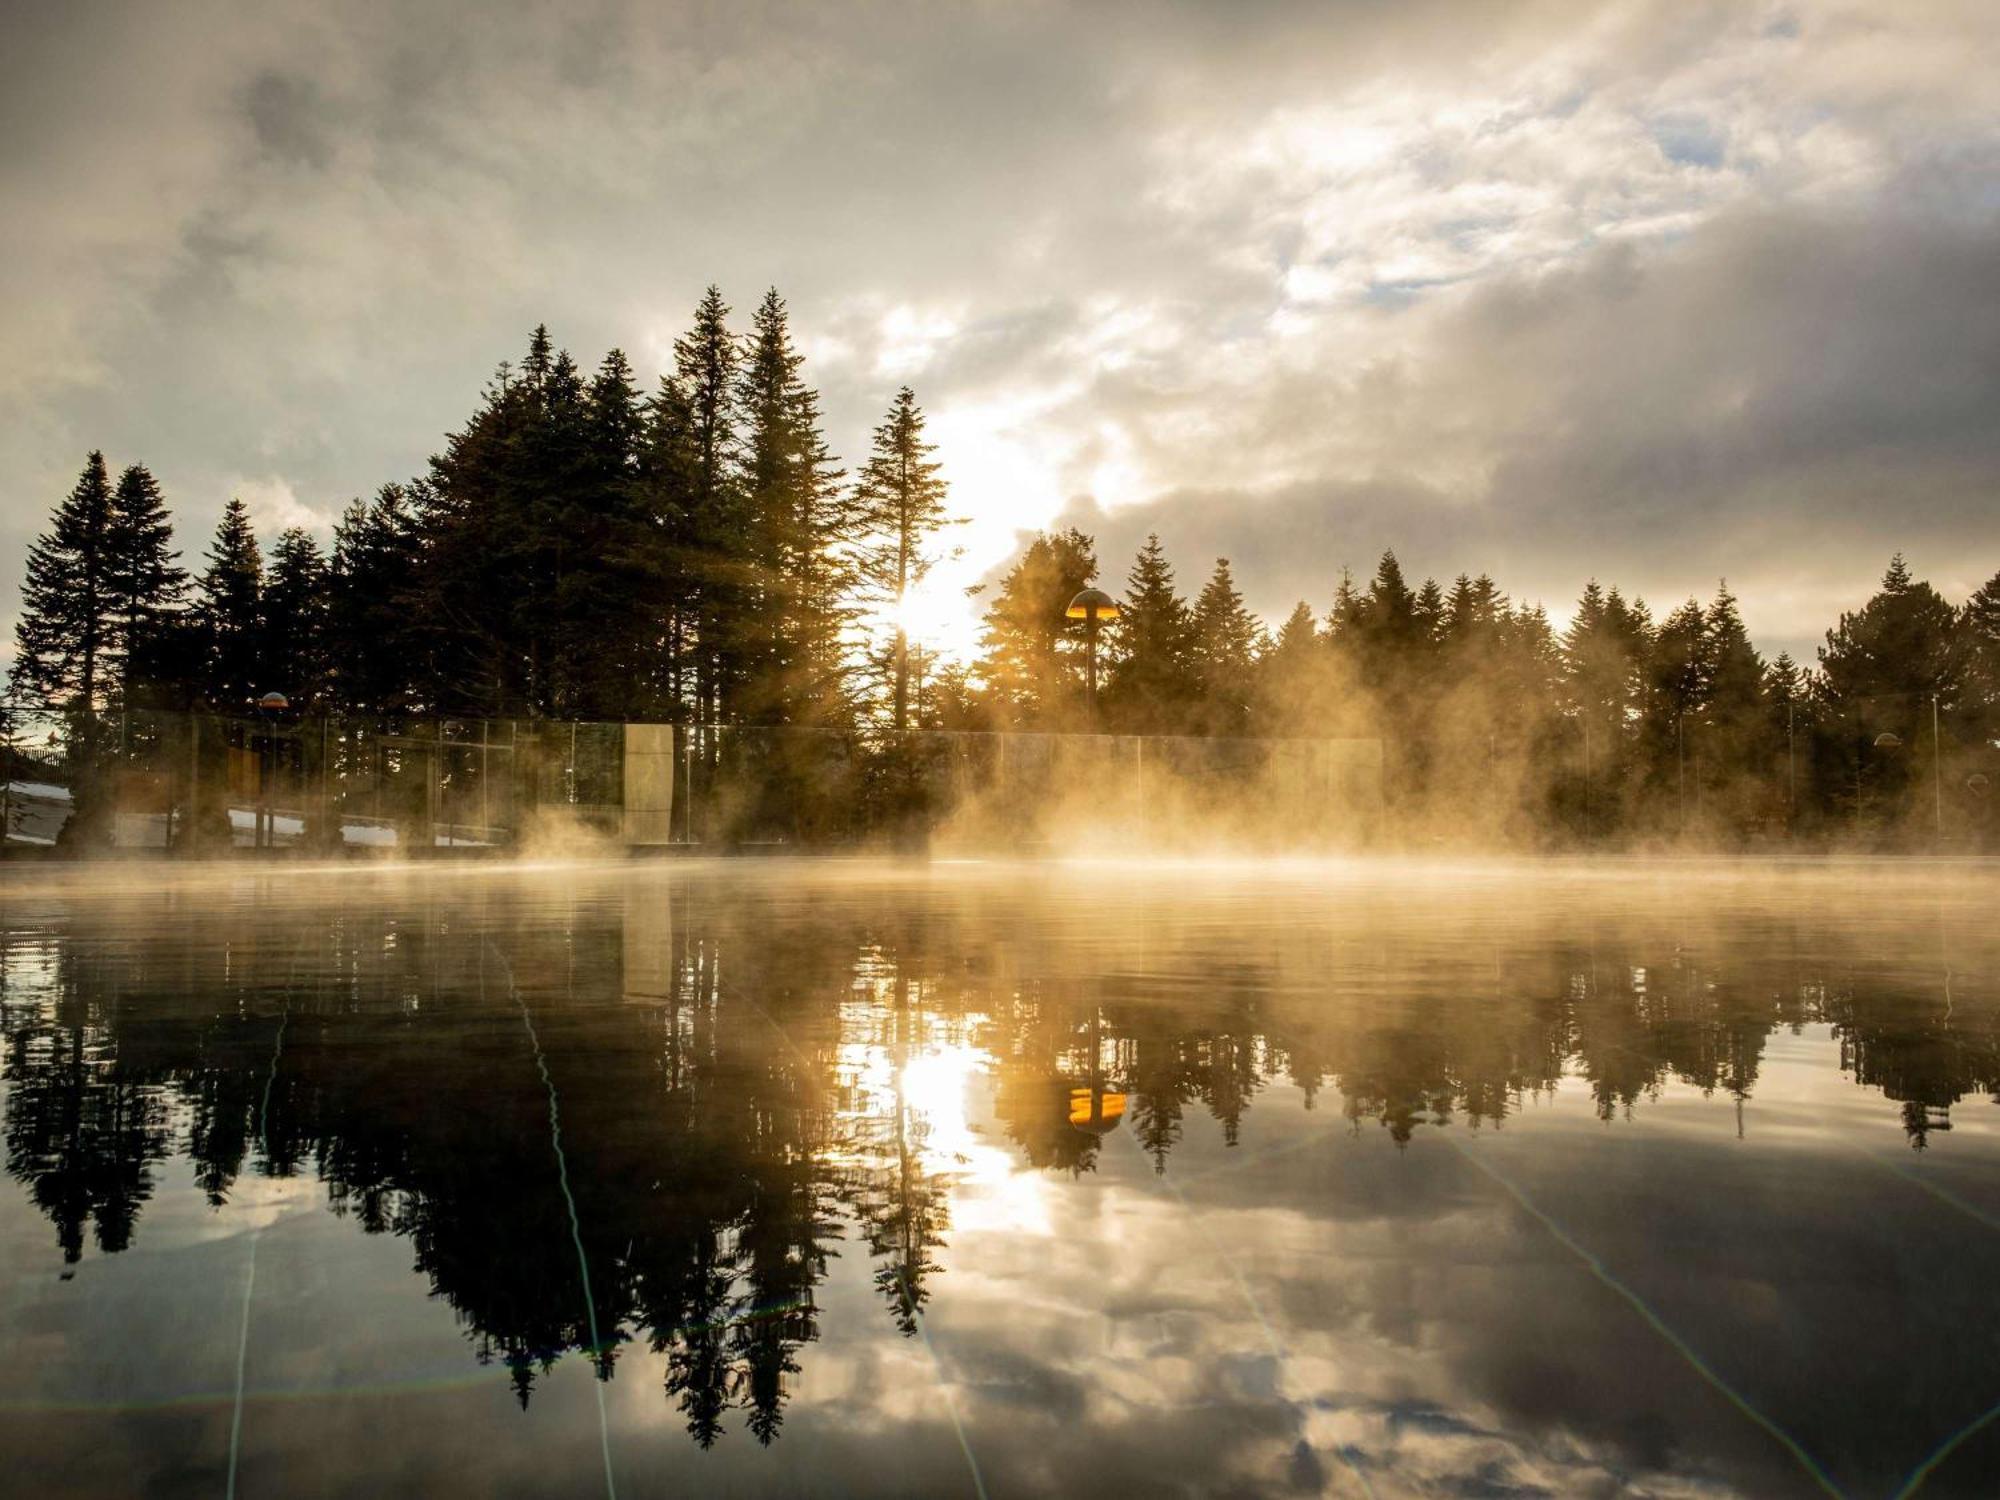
9, 287, 953, 736
8, 288, 1999, 846
955, 531, 1998, 844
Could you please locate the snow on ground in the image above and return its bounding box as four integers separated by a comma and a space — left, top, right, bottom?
12, 796, 495, 850
4, 782, 71, 801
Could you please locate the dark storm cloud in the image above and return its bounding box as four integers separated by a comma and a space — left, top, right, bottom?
2, 0, 1996, 660
1042, 192, 2000, 657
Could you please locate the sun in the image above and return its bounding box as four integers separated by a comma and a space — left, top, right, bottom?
862, 577, 983, 664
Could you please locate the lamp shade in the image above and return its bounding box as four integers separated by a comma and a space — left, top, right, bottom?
1065, 587, 1119, 620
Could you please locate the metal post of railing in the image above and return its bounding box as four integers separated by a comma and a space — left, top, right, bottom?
0, 705, 12, 851
430, 719, 444, 849
683, 727, 695, 844
1786, 700, 1796, 833
1933, 694, 1945, 847
1582, 716, 1593, 839
319, 714, 332, 853
258, 721, 272, 850
1677, 714, 1685, 833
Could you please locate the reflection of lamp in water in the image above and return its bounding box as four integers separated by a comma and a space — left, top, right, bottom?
1066, 588, 1120, 729
1068, 1083, 1126, 1136
1066, 1001, 1125, 1139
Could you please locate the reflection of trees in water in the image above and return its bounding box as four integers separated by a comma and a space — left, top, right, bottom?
3, 885, 1998, 1444
1831, 974, 2000, 1150
1, 938, 173, 1268
839, 972, 951, 1337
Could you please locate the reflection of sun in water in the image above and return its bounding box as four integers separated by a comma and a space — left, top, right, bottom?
837, 1025, 1053, 1238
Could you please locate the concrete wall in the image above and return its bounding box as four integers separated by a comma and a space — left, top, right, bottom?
622, 723, 676, 845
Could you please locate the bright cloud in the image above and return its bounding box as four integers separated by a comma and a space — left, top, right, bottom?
1, 0, 1995, 661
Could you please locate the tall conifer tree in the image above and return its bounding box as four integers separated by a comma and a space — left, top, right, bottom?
855, 388, 953, 729
737, 291, 851, 724
262, 528, 330, 706
329, 485, 423, 714
1105, 534, 1195, 733
104, 464, 189, 703
1189, 558, 1264, 736
11, 453, 121, 844
199, 498, 265, 710
674, 289, 744, 720
1963, 569, 2000, 740
12, 452, 119, 716
977, 529, 1096, 729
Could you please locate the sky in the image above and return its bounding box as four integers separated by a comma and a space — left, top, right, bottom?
2, 0, 1997, 666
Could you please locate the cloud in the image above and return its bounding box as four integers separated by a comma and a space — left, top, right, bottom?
2, 1, 1997, 662
1037, 192, 2000, 658
227, 474, 338, 537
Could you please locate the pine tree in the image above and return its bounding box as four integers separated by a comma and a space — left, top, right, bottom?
1362, 551, 1417, 663
422, 351, 528, 714
262, 529, 330, 705
1352, 550, 1436, 722
104, 464, 189, 704
977, 529, 1096, 729
1702, 583, 1765, 727
1413, 577, 1446, 651
1964, 569, 2000, 740
1104, 535, 1195, 733
854, 387, 954, 729
422, 325, 602, 718
1270, 601, 1318, 657
198, 499, 265, 710
1189, 558, 1264, 736
1818, 555, 1962, 711
738, 291, 804, 715
12, 453, 119, 717
522, 345, 592, 715
736, 291, 852, 725
783, 377, 855, 727
1691, 582, 1769, 829
328, 486, 423, 714
1643, 598, 1706, 822
11, 453, 121, 844
1818, 554, 1964, 832
555, 347, 647, 717
1563, 581, 1650, 834
1763, 652, 1811, 828
1255, 600, 1321, 734
635, 373, 702, 720
675, 288, 745, 722
1324, 568, 1366, 646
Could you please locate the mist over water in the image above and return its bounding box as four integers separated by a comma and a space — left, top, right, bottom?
2, 857, 1997, 1498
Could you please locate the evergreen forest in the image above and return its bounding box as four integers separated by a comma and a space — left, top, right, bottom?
9, 289, 2000, 848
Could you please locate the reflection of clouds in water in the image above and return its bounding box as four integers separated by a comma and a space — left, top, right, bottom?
1, 860, 1998, 1497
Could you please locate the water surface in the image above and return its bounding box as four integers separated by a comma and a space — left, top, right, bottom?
2, 859, 1997, 1498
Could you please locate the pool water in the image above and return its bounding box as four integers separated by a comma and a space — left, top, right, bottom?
1, 859, 1996, 1498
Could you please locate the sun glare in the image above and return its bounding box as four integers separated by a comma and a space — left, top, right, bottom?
862, 578, 983, 664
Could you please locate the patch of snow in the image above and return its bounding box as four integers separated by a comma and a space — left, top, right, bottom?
5, 782, 71, 801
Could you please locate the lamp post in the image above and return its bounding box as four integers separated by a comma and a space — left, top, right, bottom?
1065, 588, 1120, 730
254, 692, 289, 850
